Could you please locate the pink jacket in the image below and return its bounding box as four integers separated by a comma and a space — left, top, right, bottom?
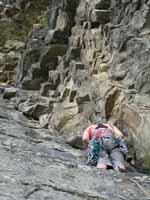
82, 124, 114, 142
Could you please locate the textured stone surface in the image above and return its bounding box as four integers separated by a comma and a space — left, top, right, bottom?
3, 87, 18, 99
65, 0, 150, 166
17, 96, 53, 119
0, 94, 150, 200
1, 0, 150, 171
0, 0, 48, 84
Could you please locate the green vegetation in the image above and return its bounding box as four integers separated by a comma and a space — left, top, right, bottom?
38, 10, 48, 27
0, 20, 26, 46
0, 0, 48, 47
144, 152, 150, 174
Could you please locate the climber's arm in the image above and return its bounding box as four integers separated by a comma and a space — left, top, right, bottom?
82, 127, 90, 149
111, 125, 128, 155
112, 125, 124, 138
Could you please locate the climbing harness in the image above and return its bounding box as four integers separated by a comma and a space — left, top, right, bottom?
87, 124, 128, 166
87, 136, 101, 166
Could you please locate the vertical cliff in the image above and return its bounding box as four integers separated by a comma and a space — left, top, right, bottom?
1, 0, 150, 171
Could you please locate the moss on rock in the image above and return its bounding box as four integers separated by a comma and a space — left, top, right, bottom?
0, 0, 48, 48
0, 20, 25, 46
144, 153, 150, 174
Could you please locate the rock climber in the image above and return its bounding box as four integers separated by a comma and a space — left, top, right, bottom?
82, 120, 128, 172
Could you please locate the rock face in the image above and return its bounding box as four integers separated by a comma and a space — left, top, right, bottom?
0, 94, 150, 200
0, 0, 150, 198
1, 0, 150, 172
0, 0, 48, 84
12, 0, 150, 170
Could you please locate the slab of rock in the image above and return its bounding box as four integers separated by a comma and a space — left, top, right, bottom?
39, 113, 50, 128
121, 103, 150, 170
0, 95, 150, 200
40, 82, 52, 97
50, 101, 79, 131
0, 52, 5, 66
4, 40, 25, 51
16, 49, 42, 88
76, 94, 91, 106
21, 76, 44, 90
93, 0, 111, 9
70, 61, 85, 78
45, 29, 68, 44
66, 47, 81, 62
49, 70, 60, 90
91, 9, 110, 24
18, 97, 53, 119
0, 2, 4, 12
40, 45, 68, 70
3, 87, 18, 99
61, 87, 70, 100
65, 135, 84, 149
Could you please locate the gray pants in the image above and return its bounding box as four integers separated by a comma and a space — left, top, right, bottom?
97, 133, 125, 170
97, 148, 125, 170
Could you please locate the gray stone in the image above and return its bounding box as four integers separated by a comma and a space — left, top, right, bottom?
16, 49, 42, 88
0, 95, 149, 200
65, 135, 84, 149
55, 10, 69, 31
49, 70, 60, 90
71, 61, 85, 71
76, 94, 91, 105
93, 0, 111, 10
15, 26, 49, 88
4, 40, 25, 51
49, 101, 79, 132
48, 0, 63, 29
45, 29, 55, 44
48, 0, 80, 32
20, 62, 49, 90
21, 76, 44, 90
3, 87, 18, 99
0, 2, 4, 12
40, 82, 52, 97
61, 87, 70, 100
45, 29, 68, 44
11, 0, 150, 172
69, 89, 77, 102
18, 97, 53, 119
39, 113, 50, 128
0, 52, 5, 66
91, 9, 110, 24
40, 45, 67, 70
66, 47, 81, 62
